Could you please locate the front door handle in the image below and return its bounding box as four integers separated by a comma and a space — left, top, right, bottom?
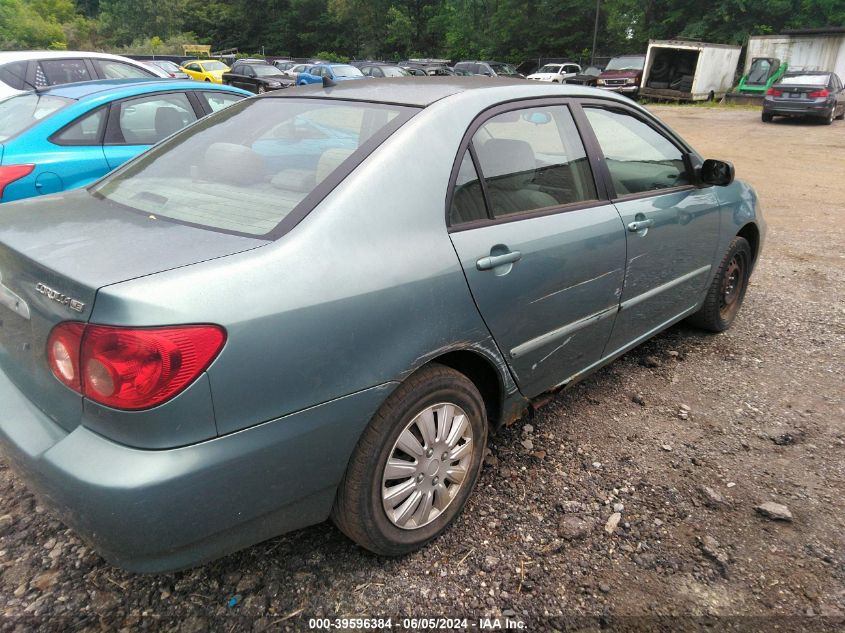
627, 219, 654, 232
476, 250, 522, 271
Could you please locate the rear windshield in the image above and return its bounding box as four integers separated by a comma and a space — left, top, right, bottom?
332, 65, 363, 78
252, 65, 283, 77
489, 63, 519, 75
92, 98, 415, 238
0, 93, 71, 142
780, 74, 828, 86
382, 66, 410, 77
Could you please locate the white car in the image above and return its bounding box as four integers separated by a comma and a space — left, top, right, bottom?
526, 63, 582, 83
0, 51, 169, 101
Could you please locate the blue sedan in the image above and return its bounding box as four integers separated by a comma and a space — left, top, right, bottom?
0, 79, 250, 203
296, 63, 368, 85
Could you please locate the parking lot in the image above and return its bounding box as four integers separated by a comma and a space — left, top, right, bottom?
0, 104, 843, 631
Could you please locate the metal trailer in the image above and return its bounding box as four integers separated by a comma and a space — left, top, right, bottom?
725, 28, 845, 105
639, 40, 742, 102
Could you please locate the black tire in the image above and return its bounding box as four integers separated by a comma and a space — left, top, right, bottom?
824, 107, 835, 125
204, 78, 211, 82
687, 236, 752, 332
257, 85, 266, 94
331, 363, 488, 555
761, 112, 773, 123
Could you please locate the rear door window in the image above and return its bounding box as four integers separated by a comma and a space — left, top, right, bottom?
93, 59, 154, 79
110, 93, 197, 145
470, 105, 597, 218
36, 59, 92, 87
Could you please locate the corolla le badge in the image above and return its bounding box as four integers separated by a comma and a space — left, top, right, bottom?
0, 271, 32, 320
35, 282, 85, 313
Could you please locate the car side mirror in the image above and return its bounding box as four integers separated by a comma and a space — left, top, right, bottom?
700, 159, 735, 186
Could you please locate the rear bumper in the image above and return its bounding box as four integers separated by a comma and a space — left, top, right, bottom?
763, 97, 833, 117
0, 365, 395, 572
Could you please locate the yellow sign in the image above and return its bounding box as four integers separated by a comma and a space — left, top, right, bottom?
182, 44, 211, 56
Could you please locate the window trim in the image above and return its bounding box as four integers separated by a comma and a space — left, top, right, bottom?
575, 99, 702, 202
445, 97, 612, 232
49, 104, 110, 147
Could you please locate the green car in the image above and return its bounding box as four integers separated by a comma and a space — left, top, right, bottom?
0, 79, 765, 572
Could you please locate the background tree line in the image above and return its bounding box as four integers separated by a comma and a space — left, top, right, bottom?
1, 0, 843, 62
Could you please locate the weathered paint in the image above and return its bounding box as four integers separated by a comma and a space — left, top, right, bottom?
746, 34, 845, 79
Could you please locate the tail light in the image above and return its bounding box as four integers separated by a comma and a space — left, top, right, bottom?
169, 72, 176, 77
766, 87, 782, 96
0, 164, 35, 198
808, 88, 830, 98
47, 323, 226, 410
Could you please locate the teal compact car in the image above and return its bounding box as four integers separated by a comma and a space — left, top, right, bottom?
0, 79, 250, 203
0, 78, 765, 572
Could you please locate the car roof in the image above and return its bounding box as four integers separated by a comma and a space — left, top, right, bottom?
17, 79, 245, 100
267, 76, 636, 108
0, 50, 146, 64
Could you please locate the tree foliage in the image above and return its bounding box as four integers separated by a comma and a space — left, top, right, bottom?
1, 0, 843, 61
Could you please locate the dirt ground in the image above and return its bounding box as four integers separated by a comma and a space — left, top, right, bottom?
1, 106, 843, 632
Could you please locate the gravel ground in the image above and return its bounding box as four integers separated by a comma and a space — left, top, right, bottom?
1, 106, 843, 632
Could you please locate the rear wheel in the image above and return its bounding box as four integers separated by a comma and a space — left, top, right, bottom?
332, 363, 487, 555
687, 236, 751, 332
825, 107, 835, 125
761, 112, 773, 123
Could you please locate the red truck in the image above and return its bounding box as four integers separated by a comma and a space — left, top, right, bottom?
596, 54, 646, 98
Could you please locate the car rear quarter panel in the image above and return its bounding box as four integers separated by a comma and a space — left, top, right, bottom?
90, 93, 521, 437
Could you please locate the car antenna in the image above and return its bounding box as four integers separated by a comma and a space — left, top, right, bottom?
322, 75, 336, 88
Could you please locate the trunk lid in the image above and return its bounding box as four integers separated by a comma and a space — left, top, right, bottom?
0, 189, 266, 432
774, 83, 823, 102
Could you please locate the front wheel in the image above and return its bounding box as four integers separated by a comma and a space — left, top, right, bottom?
687, 236, 752, 332
331, 363, 487, 555
257, 85, 266, 94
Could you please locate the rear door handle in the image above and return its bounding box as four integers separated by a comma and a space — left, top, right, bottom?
476, 250, 522, 271
627, 219, 654, 232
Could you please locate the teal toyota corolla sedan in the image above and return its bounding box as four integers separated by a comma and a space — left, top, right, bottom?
0, 79, 250, 203
0, 78, 765, 572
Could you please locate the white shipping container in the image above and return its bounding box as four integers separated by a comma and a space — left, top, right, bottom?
640, 40, 742, 101
745, 32, 845, 79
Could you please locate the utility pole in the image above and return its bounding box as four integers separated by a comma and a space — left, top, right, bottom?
591, 0, 600, 66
